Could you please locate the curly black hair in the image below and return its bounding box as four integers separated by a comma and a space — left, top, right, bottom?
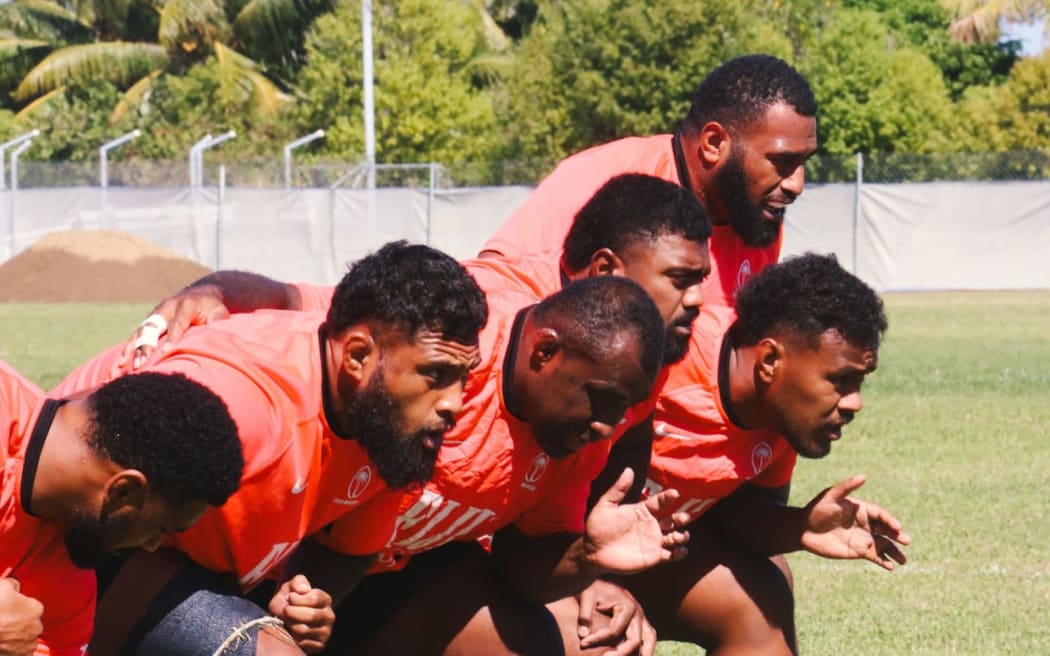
735, 253, 887, 350
327, 241, 488, 345
562, 174, 713, 272
85, 372, 244, 507
533, 276, 665, 381
683, 54, 816, 135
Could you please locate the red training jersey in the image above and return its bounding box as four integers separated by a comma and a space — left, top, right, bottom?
648, 305, 797, 522
479, 135, 782, 307
51, 311, 403, 589
0, 360, 93, 656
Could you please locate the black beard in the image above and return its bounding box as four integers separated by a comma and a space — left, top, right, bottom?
715, 153, 782, 247
342, 372, 446, 489
65, 509, 131, 569
662, 310, 698, 365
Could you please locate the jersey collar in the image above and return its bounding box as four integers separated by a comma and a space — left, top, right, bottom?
671, 129, 696, 198
717, 324, 749, 430
318, 324, 355, 441
500, 304, 533, 421
20, 398, 65, 517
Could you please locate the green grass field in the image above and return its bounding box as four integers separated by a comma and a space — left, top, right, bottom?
1, 292, 1047, 654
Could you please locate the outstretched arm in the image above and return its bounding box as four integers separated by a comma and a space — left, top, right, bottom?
705, 476, 911, 570
121, 270, 304, 367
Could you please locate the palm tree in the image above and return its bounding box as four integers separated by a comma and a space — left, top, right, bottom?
941, 0, 1047, 43
0, 0, 332, 119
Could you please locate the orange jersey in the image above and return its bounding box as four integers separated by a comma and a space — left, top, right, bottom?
52, 311, 402, 589
648, 305, 797, 523
0, 361, 93, 656
480, 134, 782, 307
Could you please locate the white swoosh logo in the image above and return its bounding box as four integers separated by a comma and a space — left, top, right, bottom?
291, 478, 307, 494
654, 423, 696, 441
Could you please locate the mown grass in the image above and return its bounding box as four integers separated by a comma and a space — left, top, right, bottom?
1, 292, 1047, 654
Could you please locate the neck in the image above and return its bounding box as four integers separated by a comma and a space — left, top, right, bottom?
30, 401, 111, 526
504, 306, 536, 420
678, 128, 729, 226
725, 344, 763, 430
323, 332, 351, 434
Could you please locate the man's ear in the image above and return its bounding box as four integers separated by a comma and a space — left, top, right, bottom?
586, 248, 625, 278
756, 337, 785, 385
340, 328, 377, 386
101, 469, 148, 516
529, 328, 562, 371
697, 121, 732, 167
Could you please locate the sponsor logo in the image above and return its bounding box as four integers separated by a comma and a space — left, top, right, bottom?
751, 442, 773, 475
654, 422, 693, 440
521, 453, 550, 491
736, 260, 753, 295
335, 465, 373, 506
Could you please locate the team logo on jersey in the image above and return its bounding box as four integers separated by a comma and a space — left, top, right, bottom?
521, 453, 550, 491
751, 442, 773, 476
347, 465, 373, 500
736, 259, 753, 293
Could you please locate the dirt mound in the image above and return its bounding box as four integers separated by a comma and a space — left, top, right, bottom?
0, 230, 212, 302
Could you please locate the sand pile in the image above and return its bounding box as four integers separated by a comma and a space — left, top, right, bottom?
0, 230, 212, 302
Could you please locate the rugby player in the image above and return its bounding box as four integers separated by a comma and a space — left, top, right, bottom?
51, 242, 488, 655
0, 364, 242, 656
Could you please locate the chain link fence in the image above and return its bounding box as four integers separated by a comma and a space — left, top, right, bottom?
807, 150, 1050, 184
4, 150, 1048, 189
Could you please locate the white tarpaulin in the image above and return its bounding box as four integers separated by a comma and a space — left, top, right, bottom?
3, 181, 1047, 290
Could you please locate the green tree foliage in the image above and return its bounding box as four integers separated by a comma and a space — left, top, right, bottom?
801, 8, 955, 156
955, 51, 1050, 149
0, 0, 1043, 175
841, 0, 1020, 99
495, 0, 792, 173
293, 0, 501, 168
0, 0, 330, 119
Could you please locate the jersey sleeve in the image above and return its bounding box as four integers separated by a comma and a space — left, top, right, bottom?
313, 489, 404, 556
147, 356, 283, 464
292, 283, 336, 313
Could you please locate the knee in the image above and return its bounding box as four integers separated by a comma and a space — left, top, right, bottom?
465, 601, 565, 656
680, 557, 796, 654
254, 625, 306, 656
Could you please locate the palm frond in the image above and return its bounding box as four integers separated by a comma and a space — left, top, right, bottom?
0, 37, 51, 55
231, 0, 330, 68
109, 67, 162, 124
157, 0, 229, 54
213, 40, 290, 116
14, 41, 168, 101
471, 0, 511, 52
464, 50, 514, 83
14, 84, 64, 119
0, 0, 93, 43
942, 0, 1048, 42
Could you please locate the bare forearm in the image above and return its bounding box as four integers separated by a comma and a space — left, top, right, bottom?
705, 494, 807, 556
279, 538, 375, 605
186, 271, 302, 314
491, 530, 605, 604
